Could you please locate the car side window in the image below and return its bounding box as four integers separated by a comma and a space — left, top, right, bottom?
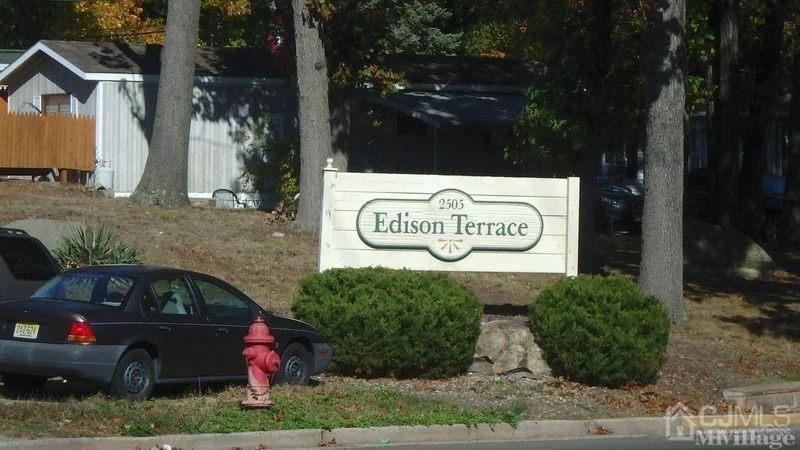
140, 288, 160, 314
194, 279, 252, 322
150, 278, 198, 316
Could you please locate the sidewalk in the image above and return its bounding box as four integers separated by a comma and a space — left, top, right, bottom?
0, 417, 670, 450
3, 414, 798, 449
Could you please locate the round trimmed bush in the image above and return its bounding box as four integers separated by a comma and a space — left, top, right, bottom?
291, 267, 482, 378
529, 275, 670, 387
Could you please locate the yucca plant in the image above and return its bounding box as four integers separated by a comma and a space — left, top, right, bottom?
53, 224, 143, 270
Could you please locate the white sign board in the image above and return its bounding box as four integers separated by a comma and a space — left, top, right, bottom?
318, 161, 579, 276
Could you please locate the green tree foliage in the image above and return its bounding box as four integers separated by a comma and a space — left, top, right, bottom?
292, 268, 482, 378
505, 1, 647, 173
529, 275, 670, 387
0, 0, 75, 48
387, 2, 462, 55
310, 0, 463, 86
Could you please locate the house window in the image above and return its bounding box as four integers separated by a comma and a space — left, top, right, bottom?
42, 94, 71, 115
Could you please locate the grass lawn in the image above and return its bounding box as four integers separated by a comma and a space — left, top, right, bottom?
0, 385, 519, 438
0, 180, 798, 437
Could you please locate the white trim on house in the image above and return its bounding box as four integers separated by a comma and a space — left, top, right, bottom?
83, 73, 147, 82
94, 81, 104, 163
114, 192, 213, 200
84, 73, 286, 85
0, 42, 89, 83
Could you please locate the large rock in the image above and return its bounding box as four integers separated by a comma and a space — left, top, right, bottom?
470, 319, 551, 378
3, 218, 78, 253
684, 221, 776, 280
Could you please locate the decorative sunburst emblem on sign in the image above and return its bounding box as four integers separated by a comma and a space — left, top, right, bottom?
439, 239, 464, 255
356, 189, 544, 261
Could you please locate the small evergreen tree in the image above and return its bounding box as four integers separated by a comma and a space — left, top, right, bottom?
388, 2, 462, 55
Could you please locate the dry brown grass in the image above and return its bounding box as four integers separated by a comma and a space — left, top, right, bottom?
0, 181, 555, 313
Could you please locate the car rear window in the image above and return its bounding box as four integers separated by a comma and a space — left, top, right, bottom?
32, 273, 137, 307
0, 237, 58, 280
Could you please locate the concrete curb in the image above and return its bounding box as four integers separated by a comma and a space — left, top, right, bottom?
0, 417, 666, 449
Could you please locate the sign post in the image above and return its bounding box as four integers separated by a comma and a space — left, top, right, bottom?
318, 159, 579, 276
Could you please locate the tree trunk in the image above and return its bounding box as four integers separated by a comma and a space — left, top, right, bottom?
292, 0, 333, 232
640, 0, 687, 324
709, 0, 739, 225
739, 118, 767, 236
739, 1, 785, 238
329, 87, 351, 172
781, 43, 800, 244
130, 0, 200, 207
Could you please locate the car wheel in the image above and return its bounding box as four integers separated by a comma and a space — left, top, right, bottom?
276, 343, 312, 385
1, 373, 46, 395
109, 349, 155, 400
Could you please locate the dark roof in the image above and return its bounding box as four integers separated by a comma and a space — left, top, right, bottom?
0, 49, 24, 65
384, 54, 540, 86
360, 90, 527, 129
40, 40, 282, 78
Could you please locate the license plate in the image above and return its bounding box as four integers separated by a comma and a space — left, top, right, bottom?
13, 323, 39, 339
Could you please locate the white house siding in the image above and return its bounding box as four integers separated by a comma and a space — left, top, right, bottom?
6, 54, 96, 116
102, 79, 291, 194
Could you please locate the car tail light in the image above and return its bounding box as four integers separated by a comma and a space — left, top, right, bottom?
67, 321, 96, 344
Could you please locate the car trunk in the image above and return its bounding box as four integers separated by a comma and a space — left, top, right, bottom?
0, 299, 100, 344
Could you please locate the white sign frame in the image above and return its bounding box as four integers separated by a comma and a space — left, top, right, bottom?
318, 160, 579, 276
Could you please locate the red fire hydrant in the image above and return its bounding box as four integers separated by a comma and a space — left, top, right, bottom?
241, 316, 281, 408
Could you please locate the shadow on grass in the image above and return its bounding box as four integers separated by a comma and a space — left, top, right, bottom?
687, 275, 800, 342
0, 379, 246, 402
599, 233, 800, 343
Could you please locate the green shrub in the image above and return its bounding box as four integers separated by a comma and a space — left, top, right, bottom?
54, 224, 142, 270
529, 275, 669, 387
292, 267, 482, 378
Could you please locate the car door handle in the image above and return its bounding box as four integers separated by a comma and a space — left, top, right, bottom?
217, 327, 229, 334
159, 325, 171, 332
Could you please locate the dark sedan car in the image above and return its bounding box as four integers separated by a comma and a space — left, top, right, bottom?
0, 265, 332, 400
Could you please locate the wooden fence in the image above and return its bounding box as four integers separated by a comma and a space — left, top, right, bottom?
0, 113, 95, 172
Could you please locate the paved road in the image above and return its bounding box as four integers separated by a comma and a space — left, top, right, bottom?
340, 432, 800, 450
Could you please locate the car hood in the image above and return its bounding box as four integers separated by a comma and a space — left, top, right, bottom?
268, 312, 324, 337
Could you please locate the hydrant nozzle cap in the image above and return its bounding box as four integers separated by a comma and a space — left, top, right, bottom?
243, 316, 276, 344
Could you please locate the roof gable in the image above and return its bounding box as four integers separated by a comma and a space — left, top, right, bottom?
0, 40, 284, 84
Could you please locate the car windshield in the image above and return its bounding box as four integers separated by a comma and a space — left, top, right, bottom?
31, 272, 138, 307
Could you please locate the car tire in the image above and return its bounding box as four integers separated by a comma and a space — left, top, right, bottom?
109, 348, 155, 400
1, 373, 46, 395
276, 343, 312, 386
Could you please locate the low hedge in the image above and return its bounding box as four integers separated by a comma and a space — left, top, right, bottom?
528, 275, 670, 387
291, 267, 482, 378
